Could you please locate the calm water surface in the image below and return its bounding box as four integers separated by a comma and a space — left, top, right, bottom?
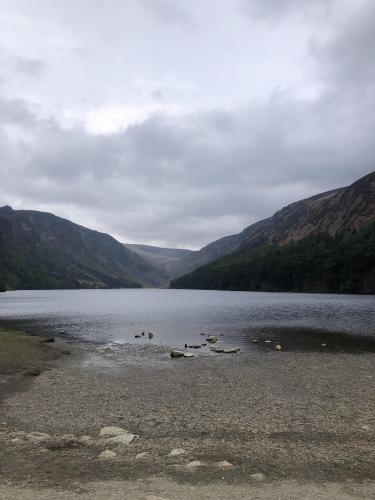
0, 289, 374, 352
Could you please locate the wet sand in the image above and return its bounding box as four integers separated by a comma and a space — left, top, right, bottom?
0, 334, 375, 499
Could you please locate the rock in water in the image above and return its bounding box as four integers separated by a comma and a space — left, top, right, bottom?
98, 449, 116, 460
183, 352, 194, 358
148, 332, 154, 339
264, 340, 272, 344
188, 344, 201, 348
207, 336, 218, 343
223, 347, 240, 354
210, 346, 224, 353
170, 350, 185, 358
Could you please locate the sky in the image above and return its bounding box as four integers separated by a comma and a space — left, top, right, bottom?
0, 0, 374, 249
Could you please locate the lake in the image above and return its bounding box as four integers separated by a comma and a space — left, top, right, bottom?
1, 289, 375, 353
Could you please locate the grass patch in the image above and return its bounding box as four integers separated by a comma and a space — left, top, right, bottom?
0, 326, 59, 374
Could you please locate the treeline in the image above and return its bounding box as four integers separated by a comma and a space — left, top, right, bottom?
170, 222, 375, 294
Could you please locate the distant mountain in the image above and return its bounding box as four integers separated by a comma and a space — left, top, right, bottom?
171, 171, 375, 293
123, 244, 193, 286
0, 207, 166, 290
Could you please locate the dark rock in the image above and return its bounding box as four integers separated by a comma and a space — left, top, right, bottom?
42, 337, 55, 343
24, 368, 41, 377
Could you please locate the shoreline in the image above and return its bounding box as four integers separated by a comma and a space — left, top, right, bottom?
0, 324, 375, 498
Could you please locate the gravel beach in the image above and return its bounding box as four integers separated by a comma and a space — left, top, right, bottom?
1, 337, 375, 499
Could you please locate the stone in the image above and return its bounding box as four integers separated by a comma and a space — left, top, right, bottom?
107, 433, 136, 445
250, 472, 265, 482
183, 352, 194, 358
275, 344, 282, 351
148, 332, 154, 339
27, 431, 51, 443
188, 345, 201, 348
99, 426, 129, 437
210, 346, 224, 353
62, 350, 71, 355
170, 350, 185, 358
135, 334, 142, 338
223, 347, 240, 354
201, 343, 207, 346
98, 449, 116, 460
136, 452, 149, 459
264, 340, 272, 344
252, 340, 259, 343
168, 448, 186, 457
79, 435, 95, 446
186, 460, 205, 469
24, 368, 41, 376
45, 434, 82, 450
216, 460, 234, 470
42, 337, 55, 343
207, 336, 218, 343
140, 496, 170, 500
321, 343, 327, 347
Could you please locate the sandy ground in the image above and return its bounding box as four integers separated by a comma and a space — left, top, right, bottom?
1, 338, 375, 499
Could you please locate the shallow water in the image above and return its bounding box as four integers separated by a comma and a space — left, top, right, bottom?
0, 289, 374, 353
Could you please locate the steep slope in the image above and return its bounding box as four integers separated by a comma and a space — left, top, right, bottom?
123, 244, 193, 285
0, 207, 166, 290
171, 222, 375, 293
171, 171, 375, 292
174, 171, 375, 278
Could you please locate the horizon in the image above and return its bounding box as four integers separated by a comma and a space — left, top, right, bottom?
0, 170, 375, 252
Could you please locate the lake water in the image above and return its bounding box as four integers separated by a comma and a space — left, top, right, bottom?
1, 289, 375, 353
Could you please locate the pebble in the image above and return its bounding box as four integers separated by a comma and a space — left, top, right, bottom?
207, 336, 218, 343
170, 350, 185, 358
216, 460, 234, 470
99, 426, 129, 437
275, 344, 282, 351
252, 340, 259, 343
188, 345, 201, 349
148, 332, 154, 339
186, 460, 205, 469
98, 449, 116, 460
45, 434, 82, 450
79, 435, 95, 446
264, 340, 272, 344
136, 452, 150, 459
250, 472, 265, 482
321, 343, 327, 347
183, 352, 194, 358
168, 448, 186, 457
107, 433, 136, 445
140, 496, 171, 500
24, 368, 41, 377
223, 347, 240, 354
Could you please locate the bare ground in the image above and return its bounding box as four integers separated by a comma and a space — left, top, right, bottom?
0, 336, 375, 499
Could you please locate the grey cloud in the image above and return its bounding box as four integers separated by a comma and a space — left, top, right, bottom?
239, 0, 336, 22
141, 0, 194, 26
11, 57, 46, 77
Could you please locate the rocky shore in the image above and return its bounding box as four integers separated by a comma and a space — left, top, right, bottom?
0, 329, 375, 499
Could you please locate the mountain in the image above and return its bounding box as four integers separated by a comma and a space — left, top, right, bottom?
0, 207, 166, 290
171, 171, 375, 293
123, 244, 193, 286
173, 172, 375, 279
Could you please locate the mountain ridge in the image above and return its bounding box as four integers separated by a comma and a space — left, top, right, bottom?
0, 207, 166, 290
171, 171, 375, 291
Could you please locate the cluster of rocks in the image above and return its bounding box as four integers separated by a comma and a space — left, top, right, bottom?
170, 333, 241, 359
135, 331, 154, 339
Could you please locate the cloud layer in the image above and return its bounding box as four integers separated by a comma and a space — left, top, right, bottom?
0, 0, 373, 248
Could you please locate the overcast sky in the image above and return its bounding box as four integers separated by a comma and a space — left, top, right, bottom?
0, 0, 374, 249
